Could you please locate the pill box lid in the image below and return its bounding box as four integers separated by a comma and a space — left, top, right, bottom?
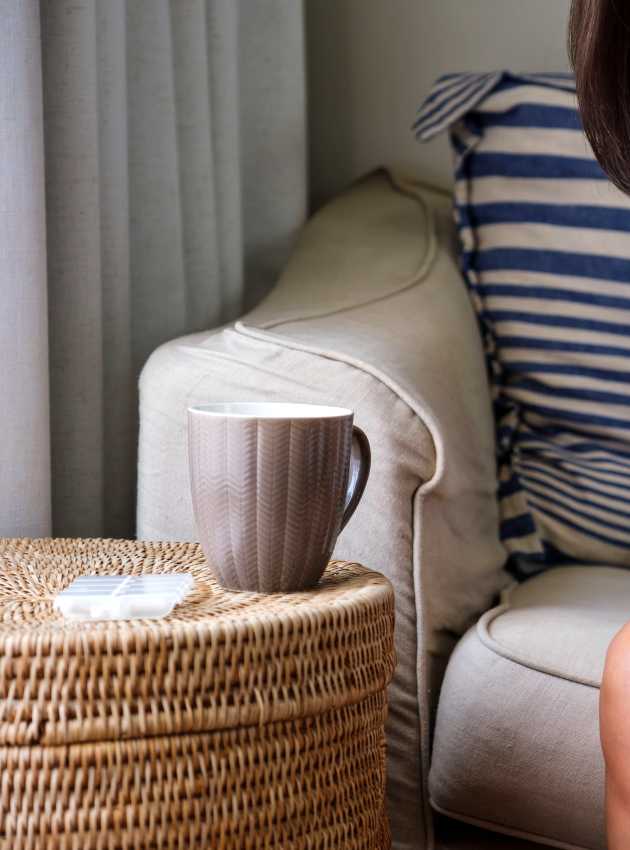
54, 573, 194, 620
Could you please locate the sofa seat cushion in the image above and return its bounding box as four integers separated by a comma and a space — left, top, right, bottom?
428, 565, 630, 850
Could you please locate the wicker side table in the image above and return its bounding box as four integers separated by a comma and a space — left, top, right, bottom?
0, 538, 395, 850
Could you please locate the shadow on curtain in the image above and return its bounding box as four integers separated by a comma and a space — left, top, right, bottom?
0, 0, 306, 539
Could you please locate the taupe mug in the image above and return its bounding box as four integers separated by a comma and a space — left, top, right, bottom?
187, 402, 371, 592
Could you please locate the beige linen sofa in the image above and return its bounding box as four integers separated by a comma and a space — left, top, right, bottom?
137, 170, 618, 850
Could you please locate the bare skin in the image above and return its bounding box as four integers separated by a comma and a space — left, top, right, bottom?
566, 1, 630, 843
600, 623, 630, 848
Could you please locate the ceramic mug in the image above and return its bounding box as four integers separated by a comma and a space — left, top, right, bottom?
187, 402, 371, 592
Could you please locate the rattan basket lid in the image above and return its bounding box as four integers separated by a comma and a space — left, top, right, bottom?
0, 538, 395, 747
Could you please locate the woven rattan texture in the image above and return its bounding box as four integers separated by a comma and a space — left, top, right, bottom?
0, 539, 395, 849
3, 694, 390, 849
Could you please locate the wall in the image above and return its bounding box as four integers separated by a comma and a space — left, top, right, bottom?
307, 0, 572, 205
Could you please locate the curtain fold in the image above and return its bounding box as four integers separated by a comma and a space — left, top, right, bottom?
0, 2, 51, 537
0, 0, 306, 539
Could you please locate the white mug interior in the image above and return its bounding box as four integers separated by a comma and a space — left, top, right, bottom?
188, 402, 353, 420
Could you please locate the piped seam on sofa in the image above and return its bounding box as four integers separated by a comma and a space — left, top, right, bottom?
414, 489, 436, 850
476, 601, 600, 689
234, 322, 450, 495
228, 322, 505, 850
216, 322, 445, 849
250, 169, 443, 331
180, 323, 439, 492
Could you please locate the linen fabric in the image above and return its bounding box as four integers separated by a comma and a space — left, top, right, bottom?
137, 171, 509, 850
427, 564, 630, 850
0, 0, 306, 539
415, 73, 630, 576
0, 3, 51, 537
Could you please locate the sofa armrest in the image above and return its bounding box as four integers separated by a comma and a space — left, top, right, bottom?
137, 170, 508, 850
240, 170, 508, 630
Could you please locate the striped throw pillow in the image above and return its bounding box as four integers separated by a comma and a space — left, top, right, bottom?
414, 72, 630, 577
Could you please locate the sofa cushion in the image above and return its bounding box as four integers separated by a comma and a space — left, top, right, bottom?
428, 564, 628, 849
415, 73, 630, 578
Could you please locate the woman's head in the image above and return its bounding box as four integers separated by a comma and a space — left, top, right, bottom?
570, 0, 630, 194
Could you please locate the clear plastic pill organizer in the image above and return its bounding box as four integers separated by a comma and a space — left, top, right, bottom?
54, 574, 194, 621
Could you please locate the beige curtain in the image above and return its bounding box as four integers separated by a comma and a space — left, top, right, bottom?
0, 0, 306, 539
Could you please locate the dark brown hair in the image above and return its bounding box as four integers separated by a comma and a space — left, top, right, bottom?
569, 0, 630, 194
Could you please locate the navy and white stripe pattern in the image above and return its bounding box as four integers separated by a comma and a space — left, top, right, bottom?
415, 72, 630, 577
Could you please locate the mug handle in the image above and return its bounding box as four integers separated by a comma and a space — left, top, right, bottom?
340, 426, 371, 531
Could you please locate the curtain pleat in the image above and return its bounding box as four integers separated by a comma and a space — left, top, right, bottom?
206, 0, 246, 320
127, 0, 188, 375
170, 1, 224, 330
29, 0, 307, 538
239, 0, 307, 309
41, 0, 105, 536
0, 1, 51, 537
97, 1, 135, 538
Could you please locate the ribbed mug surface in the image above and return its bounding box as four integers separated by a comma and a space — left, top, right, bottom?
188, 403, 370, 592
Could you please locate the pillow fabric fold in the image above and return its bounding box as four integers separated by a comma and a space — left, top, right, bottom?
415, 72, 630, 577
